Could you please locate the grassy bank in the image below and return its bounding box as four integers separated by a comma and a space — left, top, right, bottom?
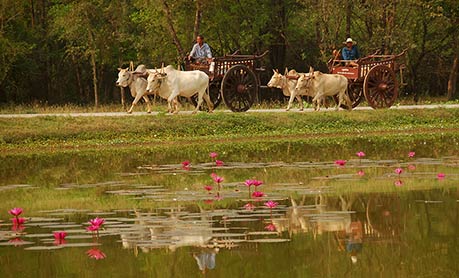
1, 108, 459, 155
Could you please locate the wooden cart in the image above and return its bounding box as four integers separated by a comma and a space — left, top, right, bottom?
184, 50, 269, 112
328, 50, 407, 109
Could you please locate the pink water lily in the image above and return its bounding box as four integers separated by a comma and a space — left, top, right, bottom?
408, 164, 416, 171
86, 248, 106, 260
244, 179, 254, 187
181, 160, 190, 167
204, 185, 213, 192
54, 231, 67, 245
53, 231, 67, 241
394, 180, 403, 187
252, 191, 264, 198
265, 223, 276, 231
12, 218, 25, 226
86, 225, 100, 232
215, 160, 224, 166
252, 180, 263, 187
244, 203, 255, 211
87, 217, 105, 232
264, 200, 278, 209
356, 151, 365, 158
212, 175, 224, 184
437, 173, 445, 180
335, 160, 346, 167
209, 152, 218, 159
89, 217, 105, 227
408, 151, 415, 158
357, 170, 365, 177
8, 208, 23, 217
395, 168, 403, 175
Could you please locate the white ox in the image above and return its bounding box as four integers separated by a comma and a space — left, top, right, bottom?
267, 68, 306, 111
296, 67, 352, 111
267, 68, 327, 111
116, 65, 155, 113
146, 65, 213, 114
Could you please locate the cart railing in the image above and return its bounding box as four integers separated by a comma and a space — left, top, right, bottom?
330, 49, 407, 81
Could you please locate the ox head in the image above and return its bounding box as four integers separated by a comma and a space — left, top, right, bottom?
267, 69, 285, 89
116, 67, 131, 87
295, 67, 316, 91
146, 67, 167, 93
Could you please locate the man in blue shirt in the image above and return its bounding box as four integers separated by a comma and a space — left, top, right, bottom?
188, 35, 212, 64
342, 38, 360, 66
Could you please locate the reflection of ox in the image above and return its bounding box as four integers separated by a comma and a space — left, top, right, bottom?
116, 65, 155, 114
272, 198, 351, 236
119, 210, 213, 254
296, 67, 352, 111
146, 65, 213, 114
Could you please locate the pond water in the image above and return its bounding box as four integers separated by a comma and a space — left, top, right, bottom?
0, 134, 458, 277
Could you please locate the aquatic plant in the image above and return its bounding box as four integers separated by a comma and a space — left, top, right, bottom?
8, 208, 23, 217
54, 231, 67, 245
87, 217, 105, 234
437, 173, 445, 180
335, 160, 346, 167
216, 160, 224, 166
265, 223, 276, 231
86, 248, 106, 260
181, 160, 191, 170
252, 191, 264, 198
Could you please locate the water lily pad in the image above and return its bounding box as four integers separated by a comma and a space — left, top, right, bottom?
0, 240, 35, 246
247, 238, 290, 243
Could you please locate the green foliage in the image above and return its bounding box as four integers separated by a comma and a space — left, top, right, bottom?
0, 0, 458, 104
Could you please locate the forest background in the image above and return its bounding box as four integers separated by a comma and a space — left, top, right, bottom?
0, 0, 458, 107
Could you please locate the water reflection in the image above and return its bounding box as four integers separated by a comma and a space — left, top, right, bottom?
1, 138, 459, 276
192, 247, 218, 274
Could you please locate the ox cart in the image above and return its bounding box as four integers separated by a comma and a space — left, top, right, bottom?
184, 50, 269, 112
328, 50, 407, 109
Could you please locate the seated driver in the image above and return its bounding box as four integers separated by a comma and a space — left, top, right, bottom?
188, 35, 212, 64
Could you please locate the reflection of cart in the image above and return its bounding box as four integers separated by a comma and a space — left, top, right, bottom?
184, 50, 269, 112
328, 50, 407, 109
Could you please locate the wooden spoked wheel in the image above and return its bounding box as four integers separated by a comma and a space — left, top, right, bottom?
333, 81, 363, 109
190, 81, 222, 111
364, 65, 398, 109
221, 65, 258, 112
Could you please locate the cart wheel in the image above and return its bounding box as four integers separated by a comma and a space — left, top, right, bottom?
333, 81, 363, 109
364, 65, 398, 109
221, 65, 258, 112
190, 81, 222, 111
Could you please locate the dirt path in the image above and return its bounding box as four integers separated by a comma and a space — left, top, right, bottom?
1, 104, 459, 118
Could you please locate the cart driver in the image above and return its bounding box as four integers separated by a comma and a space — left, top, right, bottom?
188, 35, 212, 64
341, 38, 360, 67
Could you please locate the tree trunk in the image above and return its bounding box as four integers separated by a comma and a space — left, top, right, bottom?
90, 50, 98, 107
30, 0, 35, 27
160, 0, 185, 57
193, 0, 202, 39
88, 30, 98, 107
345, 0, 351, 38
269, 0, 287, 71
447, 53, 458, 100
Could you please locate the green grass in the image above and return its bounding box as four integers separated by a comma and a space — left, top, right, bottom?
1, 108, 459, 155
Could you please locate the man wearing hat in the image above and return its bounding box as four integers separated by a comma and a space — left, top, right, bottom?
342, 38, 360, 66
